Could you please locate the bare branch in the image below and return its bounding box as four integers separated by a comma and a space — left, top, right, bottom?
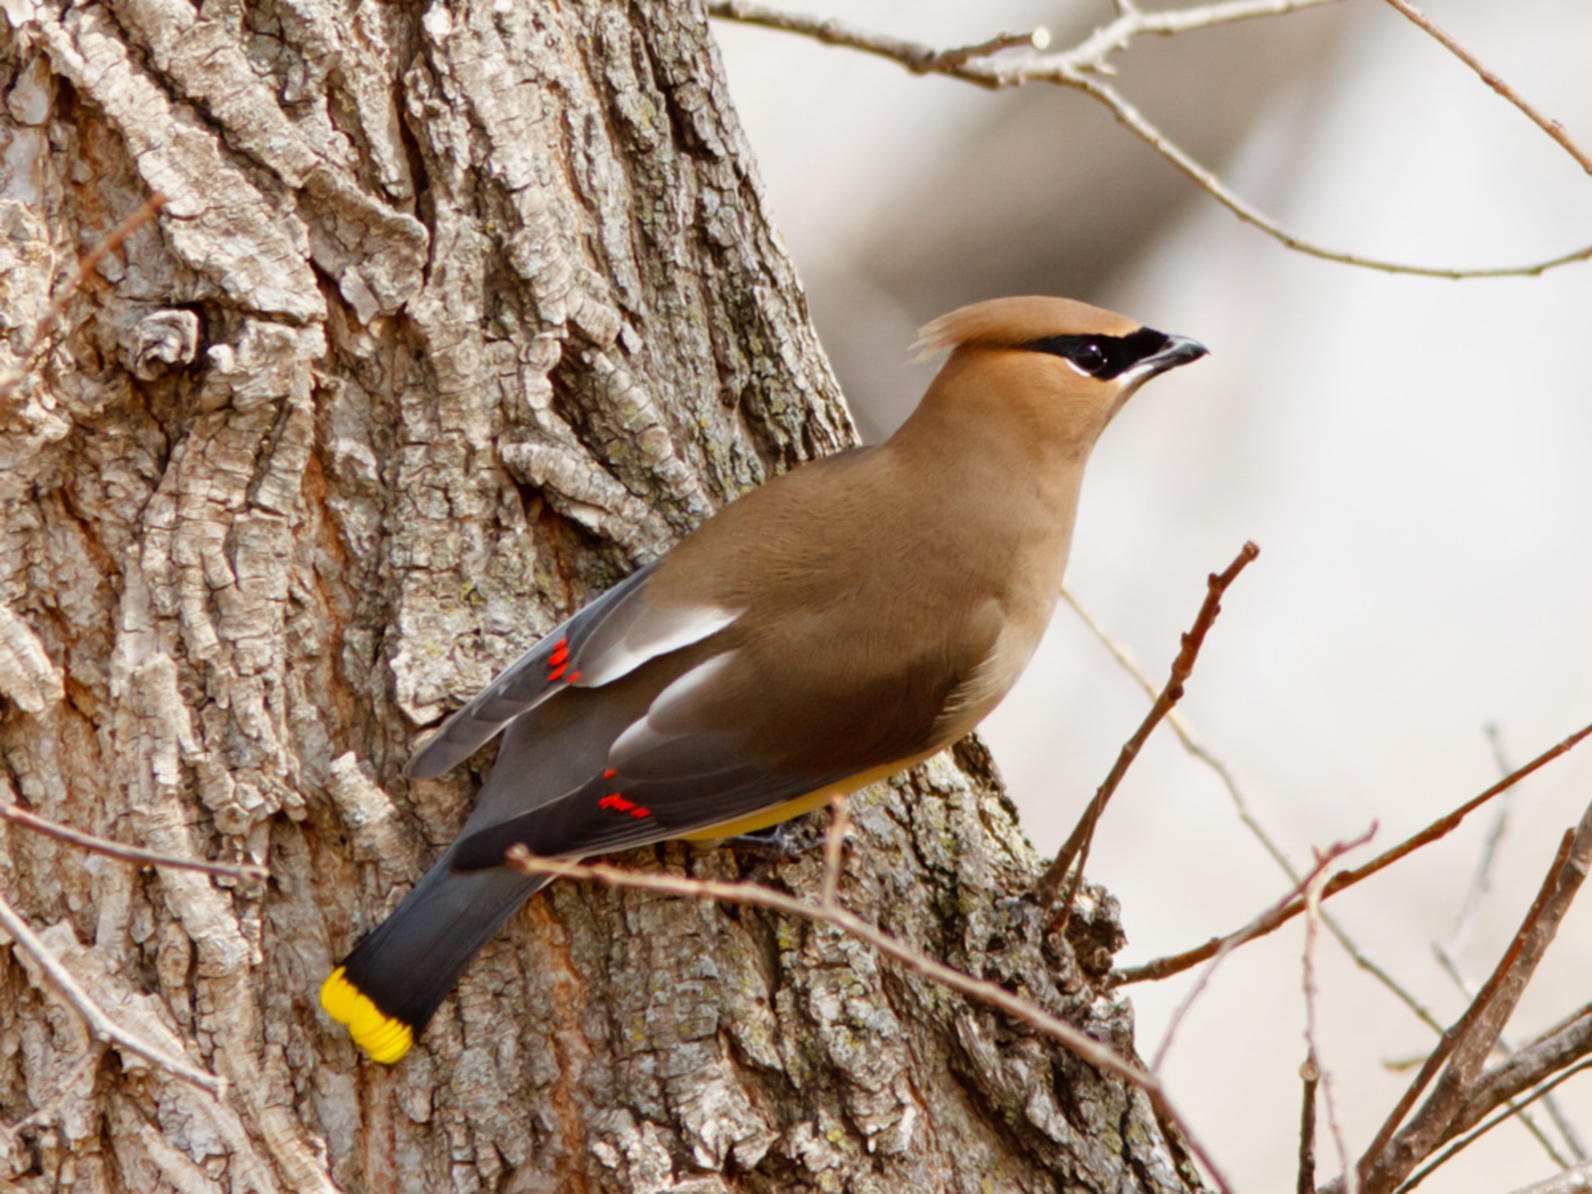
708, 3, 1592, 279
1061, 73, 1592, 280
931, 27, 1052, 71
1061, 586, 1294, 872
1304, 858, 1359, 1194
1358, 796, 1592, 1194
1439, 724, 1520, 955
1038, 541, 1259, 913
1378, 0, 1592, 178
1119, 719, 1592, 984
1300, 1055, 1320, 1194
1502, 1157, 1592, 1194
0, 803, 268, 882
0, 890, 225, 1099
1458, 1005, 1592, 1130
1062, 589, 1448, 1034
1426, 961, 1577, 1169
1428, 723, 1583, 1166
1055, 0, 1346, 75
1398, 1059, 1592, 1194
507, 846, 1237, 1194
713, 0, 1343, 76
1150, 825, 1373, 1072
1383, 1003, 1592, 1194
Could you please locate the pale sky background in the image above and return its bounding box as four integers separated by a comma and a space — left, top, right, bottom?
716, 2, 1592, 1190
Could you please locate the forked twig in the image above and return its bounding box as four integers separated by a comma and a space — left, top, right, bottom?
1352, 796, 1592, 1194
1119, 720, 1592, 985
1062, 588, 1447, 1034
1398, 1058, 1592, 1194
1428, 724, 1583, 1167
1454, 1004, 1592, 1135
708, 2, 1592, 278
1150, 825, 1373, 1072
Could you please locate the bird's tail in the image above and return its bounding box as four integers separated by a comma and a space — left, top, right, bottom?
319, 852, 549, 1063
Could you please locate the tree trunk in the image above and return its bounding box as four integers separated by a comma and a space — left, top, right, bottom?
0, 3, 1203, 1192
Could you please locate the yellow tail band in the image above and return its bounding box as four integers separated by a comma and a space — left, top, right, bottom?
319, 967, 415, 1064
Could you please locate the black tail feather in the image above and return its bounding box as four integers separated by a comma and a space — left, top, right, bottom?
340, 852, 549, 1035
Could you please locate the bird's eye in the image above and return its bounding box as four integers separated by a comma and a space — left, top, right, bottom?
1072, 342, 1106, 374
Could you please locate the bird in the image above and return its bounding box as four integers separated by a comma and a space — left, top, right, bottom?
320, 295, 1207, 1063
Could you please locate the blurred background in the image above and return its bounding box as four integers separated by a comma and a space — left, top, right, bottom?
714, 1, 1592, 1190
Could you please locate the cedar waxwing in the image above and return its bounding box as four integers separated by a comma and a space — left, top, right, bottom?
320, 296, 1207, 1063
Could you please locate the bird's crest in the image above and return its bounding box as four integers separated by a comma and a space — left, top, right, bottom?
913, 295, 1140, 361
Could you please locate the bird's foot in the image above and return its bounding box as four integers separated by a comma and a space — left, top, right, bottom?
719, 816, 831, 860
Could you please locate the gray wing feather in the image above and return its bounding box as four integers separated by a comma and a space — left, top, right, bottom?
408, 563, 745, 780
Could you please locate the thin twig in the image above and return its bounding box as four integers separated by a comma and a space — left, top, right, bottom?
1038, 541, 1259, 914
1064, 0, 1344, 68
1479, 727, 1586, 1164
1062, 588, 1448, 1034
1426, 723, 1583, 1167
821, 793, 851, 909
1378, 0, 1592, 178
1456, 1005, 1592, 1133
1397, 1059, 1592, 1194
1304, 855, 1359, 1194
0, 194, 166, 402
1500, 1155, 1592, 1194
0, 804, 267, 882
1061, 71, 1592, 279
1357, 795, 1592, 1194
1059, 587, 1297, 874
1119, 719, 1592, 984
1440, 723, 1519, 954
1300, 1054, 1321, 1194
1503, 1159, 1592, 1194
708, 3, 1592, 279
1150, 824, 1372, 1072
1430, 946, 1573, 1168
930, 28, 1052, 71
0, 890, 225, 1098
1363, 833, 1572, 1174
714, 0, 1343, 74
507, 846, 1237, 1194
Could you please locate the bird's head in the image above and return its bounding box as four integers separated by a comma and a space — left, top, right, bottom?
913, 295, 1207, 455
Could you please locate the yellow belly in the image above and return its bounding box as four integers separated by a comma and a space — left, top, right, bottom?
677, 750, 938, 841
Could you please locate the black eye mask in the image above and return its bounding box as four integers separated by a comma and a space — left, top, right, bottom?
1021, 328, 1173, 380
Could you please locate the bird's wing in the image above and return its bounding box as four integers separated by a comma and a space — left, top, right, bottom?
445, 627, 983, 870
449, 752, 844, 871
404, 560, 742, 779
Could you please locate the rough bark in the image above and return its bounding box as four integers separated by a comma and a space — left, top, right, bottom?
0, 3, 1203, 1192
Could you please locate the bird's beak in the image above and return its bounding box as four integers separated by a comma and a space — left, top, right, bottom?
1108, 332, 1208, 417
1143, 333, 1208, 376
